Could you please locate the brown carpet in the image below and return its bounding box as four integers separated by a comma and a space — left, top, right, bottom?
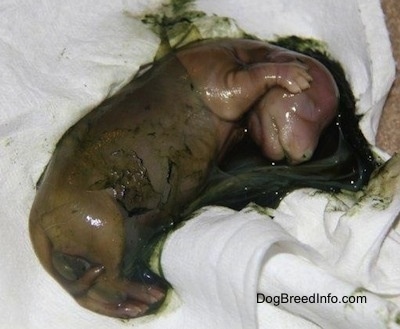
377, 0, 400, 154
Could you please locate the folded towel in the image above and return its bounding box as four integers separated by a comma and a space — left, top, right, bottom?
0, 0, 397, 328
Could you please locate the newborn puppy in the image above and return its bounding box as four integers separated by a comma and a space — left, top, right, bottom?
30, 38, 338, 319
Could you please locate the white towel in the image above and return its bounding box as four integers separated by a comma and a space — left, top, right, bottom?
0, 0, 398, 328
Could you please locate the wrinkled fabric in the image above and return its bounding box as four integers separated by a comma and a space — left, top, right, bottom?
0, 0, 397, 328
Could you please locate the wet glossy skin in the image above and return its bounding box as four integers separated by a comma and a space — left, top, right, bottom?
247, 46, 338, 163
29, 38, 338, 318
178, 39, 338, 163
